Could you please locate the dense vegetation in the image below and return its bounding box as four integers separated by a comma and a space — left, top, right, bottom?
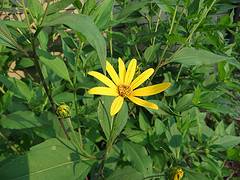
0, 0, 240, 179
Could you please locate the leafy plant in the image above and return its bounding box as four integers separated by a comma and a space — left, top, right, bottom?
0, 0, 240, 179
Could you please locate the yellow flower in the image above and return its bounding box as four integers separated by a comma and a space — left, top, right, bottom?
88, 58, 171, 116
173, 168, 184, 180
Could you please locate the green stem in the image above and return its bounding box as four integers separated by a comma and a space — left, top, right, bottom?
186, 0, 217, 43
176, 64, 183, 82
109, 9, 113, 59
21, 0, 31, 29
66, 118, 96, 159
97, 115, 116, 177
134, 44, 141, 60
149, 2, 178, 82
73, 42, 84, 118
39, 1, 50, 26
30, 36, 70, 140
152, 8, 162, 45
0, 86, 5, 94
66, 118, 81, 150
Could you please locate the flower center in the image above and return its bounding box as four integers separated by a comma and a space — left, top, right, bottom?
118, 84, 132, 97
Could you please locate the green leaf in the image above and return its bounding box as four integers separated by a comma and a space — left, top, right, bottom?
37, 49, 72, 83
0, 20, 28, 28
154, 119, 165, 136
98, 96, 128, 140
53, 92, 74, 103
0, 75, 32, 101
0, 111, 42, 129
27, 0, 44, 21
107, 166, 144, 180
175, 93, 194, 112
197, 103, 233, 115
123, 129, 147, 143
42, 14, 106, 72
82, 0, 96, 15
226, 122, 236, 136
122, 141, 152, 176
212, 135, 240, 149
228, 57, 240, 70
117, 1, 149, 20
214, 121, 225, 136
201, 157, 222, 177
0, 138, 94, 180
92, 0, 114, 29
0, 24, 18, 49
1, 91, 12, 112
138, 110, 151, 131
111, 102, 128, 140
169, 134, 182, 148
98, 96, 112, 139
46, 0, 75, 15
38, 31, 48, 50
184, 169, 209, 180
143, 44, 160, 63
171, 47, 232, 65
154, 0, 175, 13
227, 148, 240, 161
148, 100, 178, 116
166, 122, 182, 158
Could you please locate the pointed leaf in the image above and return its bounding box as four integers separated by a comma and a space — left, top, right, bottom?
171, 47, 232, 65
0, 111, 42, 129
92, 0, 114, 29
0, 138, 94, 180
42, 14, 106, 72
122, 141, 152, 176
37, 49, 72, 83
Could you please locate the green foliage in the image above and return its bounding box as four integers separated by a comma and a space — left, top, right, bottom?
42, 13, 106, 72
171, 47, 232, 65
0, 138, 94, 180
0, 0, 240, 179
0, 111, 43, 129
107, 166, 144, 180
37, 49, 72, 83
122, 141, 152, 176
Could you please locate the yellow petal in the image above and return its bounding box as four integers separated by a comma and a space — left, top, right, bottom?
110, 96, 124, 116
88, 71, 116, 89
128, 96, 158, 110
124, 59, 137, 85
132, 82, 171, 96
88, 87, 118, 96
118, 57, 126, 83
106, 61, 120, 85
130, 68, 154, 90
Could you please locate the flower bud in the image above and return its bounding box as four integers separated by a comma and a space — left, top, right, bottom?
56, 103, 71, 118
173, 168, 184, 180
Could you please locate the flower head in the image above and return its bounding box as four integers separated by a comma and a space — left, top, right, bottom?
88, 58, 171, 116
173, 168, 184, 180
